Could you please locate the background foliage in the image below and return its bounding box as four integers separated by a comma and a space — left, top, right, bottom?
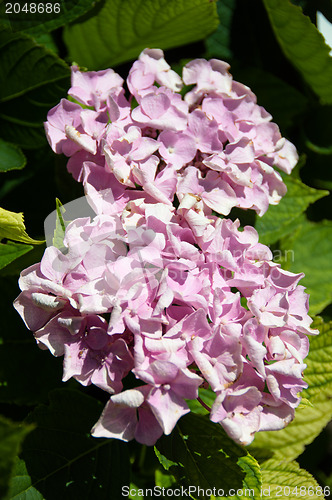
1, 0, 332, 498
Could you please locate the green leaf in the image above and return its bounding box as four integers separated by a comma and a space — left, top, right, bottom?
155, 413, 261, 499
0, 241, 33, 270
7, 458, 44, 500
301, 317, 332, 400
0, 207, 44, 244
63, 0, 219, 69
260, 459, 325, 499
0, 139, 26, 172
52, 199, 68, 249
0, 243, 45, 276
0, 0, 102, 35
21, 389, 131, 500
249, 318, 332, 462
0, 29, 69, 102
262, 0, 332, 104
0, 117, 47, 150
154, 447, 178, 471
205, 0, 236, 61
0, 416, 34, 500
155, 468, 177, 489
0, 29, 69, 149
280, 219, 332, 315
255, 174, 328, 245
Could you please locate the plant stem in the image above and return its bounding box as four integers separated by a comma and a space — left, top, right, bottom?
197, 397, 211, 413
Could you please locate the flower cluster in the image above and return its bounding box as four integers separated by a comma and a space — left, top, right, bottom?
14, 49, 316, 447
45, 48, 298, 217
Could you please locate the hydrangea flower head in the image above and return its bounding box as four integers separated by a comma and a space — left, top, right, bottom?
14, 198, 317, 446
14, 49, 314, 449
44, 49, 298, 217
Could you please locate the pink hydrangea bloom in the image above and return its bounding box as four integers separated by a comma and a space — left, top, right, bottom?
16, 48, 316, 449
14, 199, 317, 446
44, 49, 298, 217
